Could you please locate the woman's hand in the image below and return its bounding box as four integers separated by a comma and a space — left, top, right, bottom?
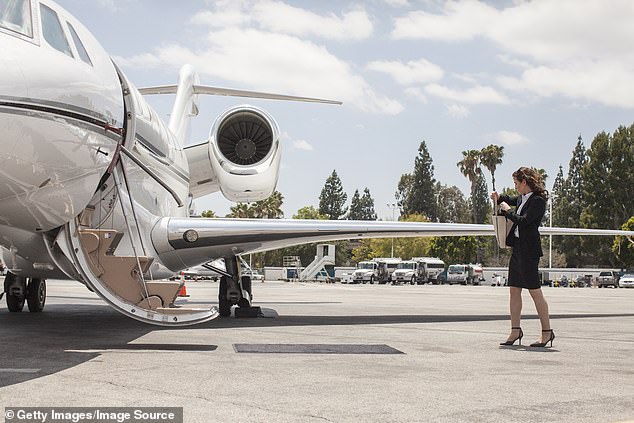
499, 202, 511, 212
490, 191, 499, 202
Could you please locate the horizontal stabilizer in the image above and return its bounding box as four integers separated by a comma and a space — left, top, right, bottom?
138, 84, 342, 105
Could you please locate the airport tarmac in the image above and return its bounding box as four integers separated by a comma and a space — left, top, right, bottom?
0, 279, 633, 423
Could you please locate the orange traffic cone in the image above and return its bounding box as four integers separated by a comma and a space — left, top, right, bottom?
178, 283, 189, 297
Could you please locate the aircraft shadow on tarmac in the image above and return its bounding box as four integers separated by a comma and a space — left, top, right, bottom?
1, 304, 632, 388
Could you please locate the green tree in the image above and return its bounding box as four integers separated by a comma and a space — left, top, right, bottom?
435, 183, 471, 223
225, 191, 284, 219
294, 205, 326, 220
395, 173, 413, 214
582, 125, 634, 265
349, 187, 377, 220
457, 149, 482, 223
428, 236, 478, 266
251, 191, 284, 219
480, 144, 504, 191
319, 170, 348, 220
472, 172, 490, 225
556, 137, 587, 266
613, 216, 634, 268
226, 203, 252, 218
402, 141, 437, 220
201, 210, 217, 218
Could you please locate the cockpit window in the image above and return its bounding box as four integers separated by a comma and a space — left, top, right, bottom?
40, 3, 73, 57
67, 22, 92, 65
0, 0, 33, 37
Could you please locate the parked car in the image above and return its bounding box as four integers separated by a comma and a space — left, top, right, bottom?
618, 273, 634, 288
597, 271, 619, 288
245, 270, 265, 283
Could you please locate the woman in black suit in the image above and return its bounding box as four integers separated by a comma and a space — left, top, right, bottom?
491, 167, 554, 348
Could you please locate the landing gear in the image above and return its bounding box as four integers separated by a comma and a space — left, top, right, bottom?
218, 256, 260, 318
4, 273, 26, 312
4, 274, 47, 312
26, 278, 46, 312
218, 276, 231, 317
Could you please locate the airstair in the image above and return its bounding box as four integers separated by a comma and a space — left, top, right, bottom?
299, 244, 335, 281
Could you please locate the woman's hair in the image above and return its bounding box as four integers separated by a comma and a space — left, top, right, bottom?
513, 167, 549, 200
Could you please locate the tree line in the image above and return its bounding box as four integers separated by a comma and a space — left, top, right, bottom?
202, 122, 634, 269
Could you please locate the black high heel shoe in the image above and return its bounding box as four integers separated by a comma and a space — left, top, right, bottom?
530, 329, 555, 347
500, 327, 523, 346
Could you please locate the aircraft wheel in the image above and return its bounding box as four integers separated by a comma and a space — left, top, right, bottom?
27, 278, 46, 312
238, 276, 253, 308
218, 276, 231, 317
5, 273, 27, 312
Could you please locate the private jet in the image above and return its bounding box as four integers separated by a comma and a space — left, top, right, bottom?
1, 0, 631, 326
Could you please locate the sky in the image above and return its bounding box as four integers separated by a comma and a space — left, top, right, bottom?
58, 0, 634, 220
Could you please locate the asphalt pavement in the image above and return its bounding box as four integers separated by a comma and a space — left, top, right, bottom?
0, 279, 633, 423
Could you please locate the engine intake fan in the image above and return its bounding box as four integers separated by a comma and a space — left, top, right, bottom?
217, 111, 273, 165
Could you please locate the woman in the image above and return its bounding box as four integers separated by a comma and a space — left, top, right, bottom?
491, 167, 554, 348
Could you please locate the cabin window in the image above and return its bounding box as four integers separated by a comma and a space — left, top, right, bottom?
0, 0, 32, 37
40, 3, 72, 57
67, 22, 92, 65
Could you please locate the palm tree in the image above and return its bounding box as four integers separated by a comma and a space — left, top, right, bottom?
480, 145, 504, 191
457, 149, 482, 224
226, 203, 251, 218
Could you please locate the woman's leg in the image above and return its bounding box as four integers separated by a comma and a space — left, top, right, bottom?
507, 287, 523, 340
528, 288, 551, 341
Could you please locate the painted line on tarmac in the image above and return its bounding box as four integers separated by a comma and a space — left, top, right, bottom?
0, 368, 40, 373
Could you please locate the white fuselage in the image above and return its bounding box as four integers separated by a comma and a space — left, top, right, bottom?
0, 0, 188, 279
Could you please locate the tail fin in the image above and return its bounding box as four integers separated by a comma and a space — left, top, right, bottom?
137, 64, 342, 145
168, 64, 200, 146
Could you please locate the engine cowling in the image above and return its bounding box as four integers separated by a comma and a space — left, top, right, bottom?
185, 105, 281, 202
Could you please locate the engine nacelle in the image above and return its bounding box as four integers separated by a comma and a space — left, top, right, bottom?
185, 105, 281, 202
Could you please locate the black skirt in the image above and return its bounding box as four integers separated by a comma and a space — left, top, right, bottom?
508, 243, 541, 289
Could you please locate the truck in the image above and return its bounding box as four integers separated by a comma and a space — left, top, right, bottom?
446, 263, 485, 285
352, 258, 402, 284
352, 261, 378, 284
597, 271, 619, 288
391, 257, 446, 285
412, 257, 446, 285
375, 257, 402, 284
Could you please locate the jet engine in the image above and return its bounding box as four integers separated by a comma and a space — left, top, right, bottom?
185, 105, 281, 202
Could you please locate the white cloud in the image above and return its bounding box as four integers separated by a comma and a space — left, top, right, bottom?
193, 1, 373, 41
391, 1, 498, 41
446, 104, 470, 118
391, 0, 634, 108
404, 87, 427, 103
425, 83, 509, 105
293, 139, 314, 151
366, 58, 443, 85
382, 0, 410, 7
119, 27, 402, 114
489, 130, 530, 146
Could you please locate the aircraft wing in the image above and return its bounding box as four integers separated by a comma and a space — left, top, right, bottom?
150, 218, 634, 271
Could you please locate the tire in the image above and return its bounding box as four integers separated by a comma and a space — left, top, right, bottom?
218, 276, 231, 317
7, 292, 25, 312
238, 276, 253, 308
411, 276, 416, 285
4, 273, 26, 312
26, 278, 46, 312
369, 276, 374, 285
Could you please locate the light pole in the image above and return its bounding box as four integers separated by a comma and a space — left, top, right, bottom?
387, 202, 398, 258
549, 194, 557, 269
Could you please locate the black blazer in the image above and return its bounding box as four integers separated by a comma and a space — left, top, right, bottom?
498, 193, 546, 258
